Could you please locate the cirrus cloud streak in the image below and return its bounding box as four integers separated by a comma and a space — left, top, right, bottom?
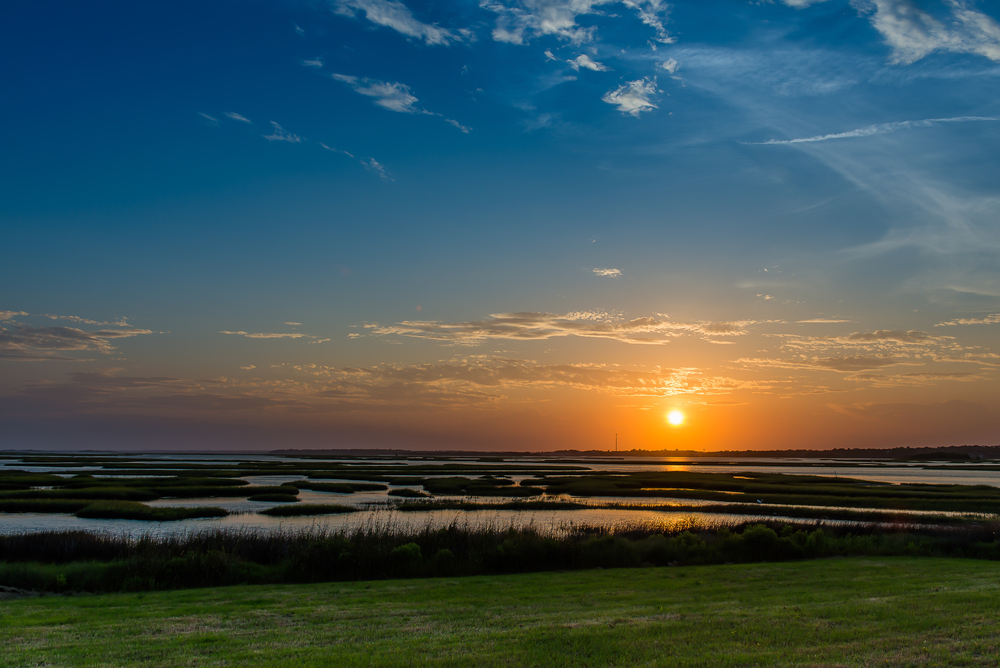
370, 311, 758, 345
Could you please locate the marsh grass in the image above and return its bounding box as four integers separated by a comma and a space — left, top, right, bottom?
599, 501, 976, 524
387, 488, 430, 498
295, 481, 388, 493
0, 472, 300, 513
420, 477, 545, 496
3, 515, 1000, 593
74, 501, 229, 521
534, 471, 1000, 513
258, 504, 357, 517
0, 487, 160, 502
393, 499, 585, 511
247, 494, 299, 503
0, 499, 93, 513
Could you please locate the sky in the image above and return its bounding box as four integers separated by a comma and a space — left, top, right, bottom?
2, 0, 1000, 452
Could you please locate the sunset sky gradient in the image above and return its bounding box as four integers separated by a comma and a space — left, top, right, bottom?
3, 0, 1000, 451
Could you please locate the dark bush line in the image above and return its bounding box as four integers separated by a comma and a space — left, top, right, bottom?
0, 487, 161, 502
393, 500, 585, 511
0, 499, 229, 520
149, 485, 298, 499
419, 477, 544, 496
57, 475, 249, 489
74, 501, 228, 521
295, 481, 388, 493
3, 519, 1000, 594
0, 499, 94, 513
388, 488, 431, 498
247, 494, 299, 503
529, 472, 1000, 514
0, 484, 299, 508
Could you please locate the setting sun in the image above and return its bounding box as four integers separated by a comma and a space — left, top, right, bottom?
667, 410, 685, 426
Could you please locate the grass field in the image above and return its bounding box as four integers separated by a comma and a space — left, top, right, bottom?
3, 557, 999, 667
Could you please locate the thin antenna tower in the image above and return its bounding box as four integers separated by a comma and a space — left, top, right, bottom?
615, 433, 618, 452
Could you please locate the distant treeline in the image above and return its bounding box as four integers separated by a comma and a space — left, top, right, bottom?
270, 445, 1000, 459
4, 519, 1000, 594
5, 445, 998, 459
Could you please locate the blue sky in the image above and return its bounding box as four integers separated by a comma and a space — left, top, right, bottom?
2, 0, 1000, 451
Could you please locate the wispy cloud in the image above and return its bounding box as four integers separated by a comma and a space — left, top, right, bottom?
317, 357, 757, 403
444, 118, 472, 133
936, 313, 1000, 326
841, 330, 936, 344
2, 370, 301, 415
0, 323, 153, 361
371, 311, 757, 345
2, 310, 128, 327
263, 121, 303, 143
602, 77, 658, 116
749, 116, 1000, 145
742, 324, 999, 379
660, 58, 679, 73
796, 318, 854, 324
362, 158, 393, 182
776, 329, 950, 353
741, 355, 905, 372
332, 74, 424, 113
482, 0, 672, 46
205, 113, 388, 181
778, 0, 834, 7
857, 0, 1000, 65
198, 112, 218, 125
301, 58, 324, 68
777, 0, 1000, 65
220, 331, 312, 339
622, 0, 673, 44
331, 73, 469, 131
569, 54, 609, 71
592, 267, 622, 277
319, 142, 355, 158
333, 0, 458, 46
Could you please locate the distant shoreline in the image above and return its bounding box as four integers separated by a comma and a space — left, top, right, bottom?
5, 444, 998, 459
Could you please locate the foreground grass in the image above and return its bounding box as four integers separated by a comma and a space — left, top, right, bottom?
3, 557, 1000, 667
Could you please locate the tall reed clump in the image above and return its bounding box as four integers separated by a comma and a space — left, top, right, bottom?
2, 518, 1000, 594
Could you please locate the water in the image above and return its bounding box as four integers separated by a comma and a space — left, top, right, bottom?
3, 453, 1000, 535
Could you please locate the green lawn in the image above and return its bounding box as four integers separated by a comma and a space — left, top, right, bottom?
2, 557, 999, 667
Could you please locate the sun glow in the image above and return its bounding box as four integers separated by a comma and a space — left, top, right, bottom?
666, 410, 685, 426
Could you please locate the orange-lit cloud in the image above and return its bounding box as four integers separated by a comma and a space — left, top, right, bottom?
371, 311, 759, 345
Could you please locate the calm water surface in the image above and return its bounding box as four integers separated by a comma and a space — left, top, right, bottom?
3, 454, 999, 535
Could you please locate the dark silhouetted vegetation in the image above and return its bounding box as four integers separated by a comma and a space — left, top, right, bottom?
74, 501, 228, 521
393, 499, 586, 511
295, 481, 388, 493
528, 471, 1000, 513
387, 488, 430, 498
4, 517, 1000, 593
258, 504, 357, 517
247, 494, 299, 503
